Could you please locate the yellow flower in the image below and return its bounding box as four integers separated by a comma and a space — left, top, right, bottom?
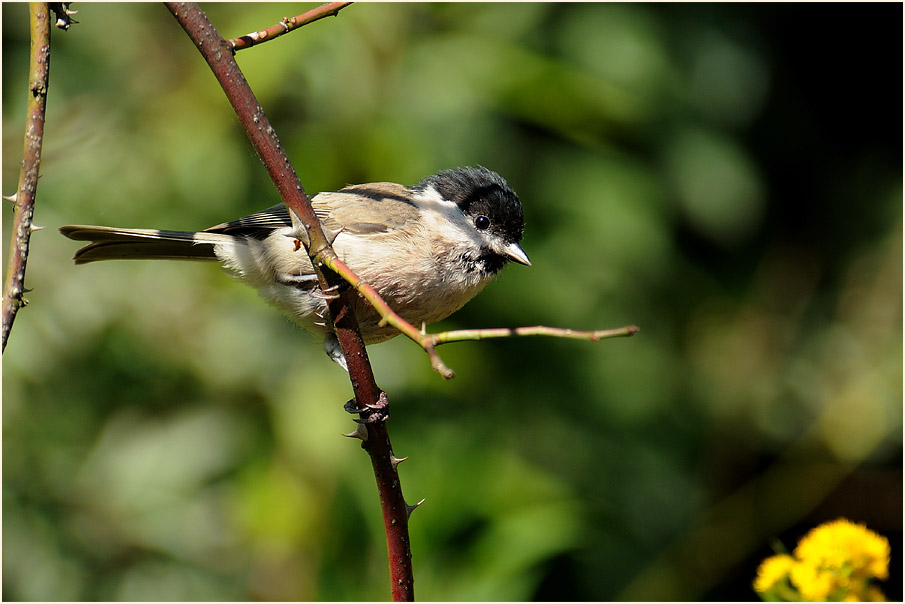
754, 519, 890, 602
754, 554, 795, 594
794, 518, 890, 581
789, 559, 837, 601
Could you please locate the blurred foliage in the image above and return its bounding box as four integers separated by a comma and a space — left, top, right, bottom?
2, 3, 901, 601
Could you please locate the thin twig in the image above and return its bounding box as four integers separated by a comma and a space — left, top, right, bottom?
228, 2, 352, 52
164, 4, 415, 600
2, 2, 52, 353
319, 251, 639, 376
429, 324, 640, 346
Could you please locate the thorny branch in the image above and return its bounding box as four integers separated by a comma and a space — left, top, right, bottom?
228, 2, 352, 51
164, 4, 415, 600
2, 2, 53, 352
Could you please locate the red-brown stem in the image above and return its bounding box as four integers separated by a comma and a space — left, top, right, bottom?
164, 4, 414, 600
164, 3, 324, 253
229, 2, 353, 51
2, 2, 51, 353
329, 291, 415, 601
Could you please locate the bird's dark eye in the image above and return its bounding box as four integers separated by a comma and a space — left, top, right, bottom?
474, 215, 490, 231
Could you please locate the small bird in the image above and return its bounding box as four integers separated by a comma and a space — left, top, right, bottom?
61, 166, 530, 367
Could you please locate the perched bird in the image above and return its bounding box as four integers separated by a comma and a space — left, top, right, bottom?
61, 166, 530, 367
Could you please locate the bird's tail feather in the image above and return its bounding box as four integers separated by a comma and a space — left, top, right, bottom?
59, 225, 234, 264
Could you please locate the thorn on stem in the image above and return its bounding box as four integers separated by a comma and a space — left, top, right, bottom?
341, 424, 368, 441
3, 193, 17, 203
50, 2, 79, 30
405, 498, 425, 519
390, 455, 408, 470
343, 399, 366, 414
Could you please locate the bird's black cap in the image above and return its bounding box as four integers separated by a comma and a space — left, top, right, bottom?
413, 166, 525, 245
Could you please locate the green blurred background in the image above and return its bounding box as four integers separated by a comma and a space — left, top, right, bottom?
3, 3, 901, 601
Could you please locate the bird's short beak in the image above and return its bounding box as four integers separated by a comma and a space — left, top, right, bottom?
505, 242, 532, 266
